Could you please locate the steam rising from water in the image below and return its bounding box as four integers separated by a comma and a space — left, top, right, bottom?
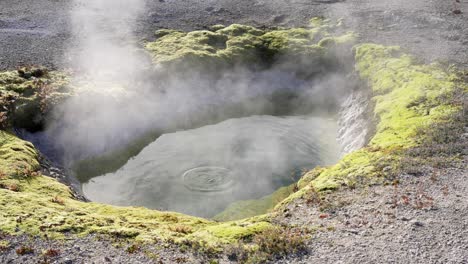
69, 0, 146, 83
83, 115, 340, 217
43, 0, 354, 217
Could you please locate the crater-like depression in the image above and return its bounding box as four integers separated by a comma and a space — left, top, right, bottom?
24, 67, 362, 219
82, 115, 340, 217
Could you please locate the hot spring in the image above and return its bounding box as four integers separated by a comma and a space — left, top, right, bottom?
15, 0, 368, 219
20, 67, 365, 219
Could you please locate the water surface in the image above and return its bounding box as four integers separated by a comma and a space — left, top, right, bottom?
83, 115, 340, 217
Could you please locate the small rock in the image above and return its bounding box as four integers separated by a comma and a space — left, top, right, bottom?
319, 213, 329, 219
346, 229, 359, 235
383, 166, 392, 173
411, 220, 424, 227
273, 14, 287, 23
214, 8, 227, 14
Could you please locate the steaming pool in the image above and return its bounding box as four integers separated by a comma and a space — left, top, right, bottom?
19, 68, 358, 219
82, 115, 341, 218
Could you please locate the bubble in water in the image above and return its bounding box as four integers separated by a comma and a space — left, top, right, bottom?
182, 166, 234, 192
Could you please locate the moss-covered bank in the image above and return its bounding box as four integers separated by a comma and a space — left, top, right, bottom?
272, 44, 465, 213
146, 19, 356, 74
0, 19, 466, 256
0, 130, 272, 247
0, 67, 71, 131
185, 35, 465, 221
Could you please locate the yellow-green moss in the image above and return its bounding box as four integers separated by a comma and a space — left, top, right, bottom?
297, 44, 463, 198
309, 17, 329, 28
217, 24, 264, 37
0, 240, 9, 247
213, 185, 296, 221
318, 32, 357, 48
145, 19, 356, 70
356, 44, 460, 148
0, 130, 39, 175
0, 129, 271, 248
0, 70, 70, 95
0, 69, 71, 130
209, 24, 226, 32
216, 43, 464, 217
0, 175, 271, 248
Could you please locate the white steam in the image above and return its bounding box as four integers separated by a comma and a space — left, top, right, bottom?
69, 0, 146, 83
42, 0, 359, 217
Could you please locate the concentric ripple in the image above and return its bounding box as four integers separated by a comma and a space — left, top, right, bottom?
82, 115, 341, 218
182, 166, 234, 192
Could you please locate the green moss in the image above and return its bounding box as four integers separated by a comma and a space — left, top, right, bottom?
209, 24, 226, 32
0, 69, 71, 131
216, 24, 264, 37
0, 240, 9, 252
146, 30, 229, 68
154, 29, 181, 38
0, 171, 271, 247
293, 44, 463, 200
213, 185, 296, 221
318, 32, 357, 48
0, 127, 272, 248
260, 28, 322, 53
193, 219, 271, 245
355, 44, 460, 149
309, 17, 329, 28
217, 43, 464, 216
0, 130, 39, 175
145, 19, 356, 71
0, 70, 70, 96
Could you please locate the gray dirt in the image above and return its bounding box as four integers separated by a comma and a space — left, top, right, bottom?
1, 0, 467, 263
0, 0, 467, 70
0, 233, 204, 264
274, 158, 468, 264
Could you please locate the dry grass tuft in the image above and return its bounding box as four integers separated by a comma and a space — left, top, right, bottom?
169, 225, 193, 234
43, 248, 60, 257
16, 245, 34, 255
51, 195, 65, 205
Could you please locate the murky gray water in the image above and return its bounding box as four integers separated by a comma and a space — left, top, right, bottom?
82, 115, 340, 218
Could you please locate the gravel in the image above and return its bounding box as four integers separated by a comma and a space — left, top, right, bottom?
1, 0, 467, 263
0, 233, 203, 264
0, 0, 467, 70
274, 158, 468, 264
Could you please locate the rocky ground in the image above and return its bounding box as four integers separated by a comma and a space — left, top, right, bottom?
1, 0, 467, 263
0, 0, 467, 70
0, 233, 203, 264
275, 158, 468, 264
